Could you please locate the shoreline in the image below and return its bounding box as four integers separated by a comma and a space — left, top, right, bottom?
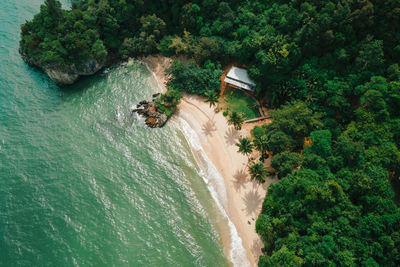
139, 55, 277, 266
138, 55, 171, 94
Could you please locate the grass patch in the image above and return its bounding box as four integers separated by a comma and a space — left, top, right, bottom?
224, 90, 260, 119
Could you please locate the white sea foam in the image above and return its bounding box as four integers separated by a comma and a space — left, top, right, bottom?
138, 59, 165, 93
177, 116, 250, 267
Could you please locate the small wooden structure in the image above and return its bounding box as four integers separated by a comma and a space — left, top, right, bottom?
224, 66, 256, 92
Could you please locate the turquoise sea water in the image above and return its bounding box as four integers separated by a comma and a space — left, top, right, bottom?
0, 1, 229, 266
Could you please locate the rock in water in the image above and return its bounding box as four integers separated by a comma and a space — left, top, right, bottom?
133, 100, 169, 128
145, 117, 159, 128
145, 113, 168, 128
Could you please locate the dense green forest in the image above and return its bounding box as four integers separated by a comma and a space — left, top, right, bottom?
20, 0, 400, 266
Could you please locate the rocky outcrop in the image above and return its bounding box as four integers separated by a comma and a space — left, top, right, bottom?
44, 66, 78, 84
133, 100, 168, 128
44, 58, 105, 84
20, 50, 105, 85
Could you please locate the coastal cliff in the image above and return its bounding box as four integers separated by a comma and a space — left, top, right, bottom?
20, 51, 105, 84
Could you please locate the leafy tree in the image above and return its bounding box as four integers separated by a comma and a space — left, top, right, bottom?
160, 87, 181, 107
253, 126, 294, 156
305, 130, 332, 158
180, 3, 201, 32
271, 151, 301, 178
356, 39, 384, 74
265, 130, 294, 155
166, 60, 222, 96
96, 0, 120, 49
335, 132, 365, 168
211, 2, 235, 36
121, 14, 166, 56
92, 40, 107, 61
268, 101, 322, 148
259, 246, 303, 267
19, 0, 107, 67
44, 0, 62, 18
387, 64, 400, 81
156, 88, 182, 116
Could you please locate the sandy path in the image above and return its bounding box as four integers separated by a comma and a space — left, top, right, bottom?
140, 55, 278, 266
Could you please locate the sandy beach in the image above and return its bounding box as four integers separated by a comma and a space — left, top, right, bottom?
140, 55, 277, 266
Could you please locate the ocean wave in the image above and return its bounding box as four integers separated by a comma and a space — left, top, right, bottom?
137, 60, 165, 93
176, 116, 250, 267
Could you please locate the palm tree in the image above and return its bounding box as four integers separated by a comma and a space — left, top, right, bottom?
253, 134, 269, 160
204, 90, 219, 108
236, 137, 253, 159
248, 162, 268, 184
228, 111, 246, 130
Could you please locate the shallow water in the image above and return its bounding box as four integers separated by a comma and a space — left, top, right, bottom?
0, 1, 229, 266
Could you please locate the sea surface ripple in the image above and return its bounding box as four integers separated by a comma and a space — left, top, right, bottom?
0, 1, 228, 266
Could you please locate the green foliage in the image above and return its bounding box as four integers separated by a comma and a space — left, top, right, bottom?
248, 162, 268, 184
257, 75, 400, 266
252, 133, 269, 159
160, 87, 181, 107
236, 137, 253, 158
227, 111, 246, 130
356, 40, 385, 74
120, 14, 166, 56
156, 87, 181, 116
267, 101, 322, 148
259, 246, 303, 267
306, 130, 332, 158
20, 0, 107, 67
252, 125, 294, 156
266, 131, 294, 155
180, 3, 201, 33
166, 60, 222, 96
204, 90, 219, 108
21, 0, 400, 96
270, 151, 301, 178
387, 64, 400, 81
257, 164, 400, 266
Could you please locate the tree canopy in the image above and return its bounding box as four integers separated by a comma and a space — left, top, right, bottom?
255, 77, 400, 266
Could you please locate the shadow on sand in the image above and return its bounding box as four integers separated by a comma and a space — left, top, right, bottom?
242, 190, 264, 217
202, 119, 217, 136
224, 127, 240, 146
233, 168, 248, 191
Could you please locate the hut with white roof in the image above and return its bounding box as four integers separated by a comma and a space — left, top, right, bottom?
224, 66, 256, 92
